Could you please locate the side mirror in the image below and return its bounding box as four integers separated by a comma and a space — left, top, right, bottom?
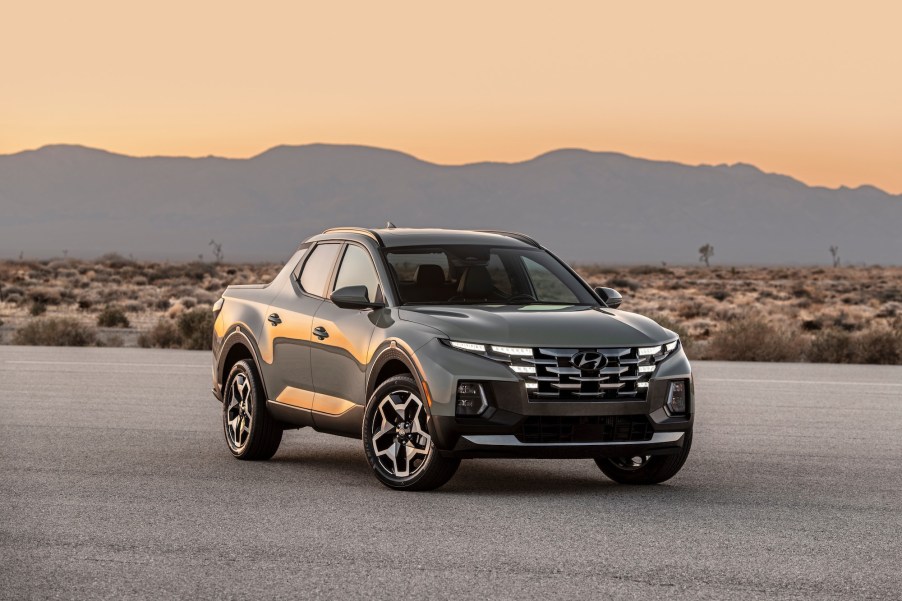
331, 285, 383, 310
595, 286, 622, 309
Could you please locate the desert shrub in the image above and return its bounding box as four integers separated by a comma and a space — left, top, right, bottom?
876, 287, 901, 303
807, 329, 856, 363
178, 296, 198, 309
808, 327, 902, 365
5, 293, 23, 305
194, 290, 218, 304
27, 287, 61, 305
177, 308, 215, 350
832, 312, 862, 332
30, 302, 47, 316
705, 314, 804, 362
154, 298, 171, 311
138, 318, 181, 349
677, 300, 708, 320
876, 302, 901, 318
801, 318, 823, 331
609, 277, 641, 291
707, 289, 730, 302
98, 252, 135, 268
791, 285, 812, 299
77, 298, 94, 311
123, 300, 143, 313
629, 265, 672, 276
97, 305, 130, 328
853, 328, 902, 364
13, 318, 97, 347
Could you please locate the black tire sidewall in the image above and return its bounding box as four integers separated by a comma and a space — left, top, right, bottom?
596, 429, 693, 485
222, 359, 273, 459
362, 375, 450, 490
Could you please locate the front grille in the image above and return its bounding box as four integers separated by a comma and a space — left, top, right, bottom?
514, 345, 673, 400
517, 415, 654, 444
445, 340, 678, 401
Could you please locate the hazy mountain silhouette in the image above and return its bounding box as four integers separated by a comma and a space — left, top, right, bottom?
1, 144, 900, 264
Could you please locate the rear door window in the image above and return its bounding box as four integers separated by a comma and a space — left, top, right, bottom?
299, 243, 342, 297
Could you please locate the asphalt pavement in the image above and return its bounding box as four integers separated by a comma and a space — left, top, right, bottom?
1, 346, 900, 600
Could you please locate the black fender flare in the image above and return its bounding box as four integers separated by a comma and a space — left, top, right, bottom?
366, 341, 428, 400
217, 326, 269, 402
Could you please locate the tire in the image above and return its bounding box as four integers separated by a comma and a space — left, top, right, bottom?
595, 429, 693, 485
222, 359, 282, 460
362, 374, 460, 491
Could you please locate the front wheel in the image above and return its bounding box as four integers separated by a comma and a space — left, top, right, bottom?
362, 375, 460, 491
595, 429, 692, 484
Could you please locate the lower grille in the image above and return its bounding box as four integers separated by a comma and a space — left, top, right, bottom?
516, 415, 654, 444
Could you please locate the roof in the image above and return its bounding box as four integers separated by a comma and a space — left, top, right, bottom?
316, 227, 541, 249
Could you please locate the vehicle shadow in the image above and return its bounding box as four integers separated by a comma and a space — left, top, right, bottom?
269, 444, 694, 497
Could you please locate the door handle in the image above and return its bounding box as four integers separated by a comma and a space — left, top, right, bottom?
268, 313, 282, 326
313, 326, 329, 340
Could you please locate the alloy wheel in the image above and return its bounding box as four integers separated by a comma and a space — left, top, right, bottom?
226, 373, 253, 450
370, 390, 432, 478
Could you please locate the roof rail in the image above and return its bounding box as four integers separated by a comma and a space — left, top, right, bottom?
321, 227, 384, 245
477, 230, 541, 248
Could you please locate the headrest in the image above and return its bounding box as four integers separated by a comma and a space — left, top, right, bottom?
456, 266, 494, 297
415, 264, 445, 287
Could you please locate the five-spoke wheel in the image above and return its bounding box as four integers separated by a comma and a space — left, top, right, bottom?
225, 372, 253, 451
222, 360, 282, 460
371, 389, 432, 478
363, 374, 459, 490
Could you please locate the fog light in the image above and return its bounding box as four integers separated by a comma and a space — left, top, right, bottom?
456, 381, 488, 416
666, 380, 687, 415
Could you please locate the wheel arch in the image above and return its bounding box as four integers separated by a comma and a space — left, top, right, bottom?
218, 328, 269, 402
367, 344, 423, 399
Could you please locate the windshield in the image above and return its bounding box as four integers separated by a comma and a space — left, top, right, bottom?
384, 245, 597, 306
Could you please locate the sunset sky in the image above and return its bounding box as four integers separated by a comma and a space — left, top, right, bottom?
2, 1, 900, 192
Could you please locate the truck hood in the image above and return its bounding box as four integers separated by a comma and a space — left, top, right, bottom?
398, 304, 675, 348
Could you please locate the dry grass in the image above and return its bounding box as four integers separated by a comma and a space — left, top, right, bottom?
0, 256, 278, 349
1, 258, 900, 363
575, 263, 902, 362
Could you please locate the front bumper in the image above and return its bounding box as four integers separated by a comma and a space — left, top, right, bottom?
416, 339, 693, 458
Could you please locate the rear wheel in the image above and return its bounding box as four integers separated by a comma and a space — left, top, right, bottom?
362, 375, 459, 491
595, 429, 692, 484
223, 359, 282, 460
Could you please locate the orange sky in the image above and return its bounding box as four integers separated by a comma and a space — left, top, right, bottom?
2, 1, 901, 192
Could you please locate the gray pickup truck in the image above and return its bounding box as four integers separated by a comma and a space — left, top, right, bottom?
211, 227, 693, 490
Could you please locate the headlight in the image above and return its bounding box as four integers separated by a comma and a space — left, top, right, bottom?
449, 341, 486, 352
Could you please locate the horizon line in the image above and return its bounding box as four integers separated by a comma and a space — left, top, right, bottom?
3, 142, 898, 197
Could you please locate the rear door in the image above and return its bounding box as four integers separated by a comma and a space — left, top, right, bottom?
263, 242, 342, 415
310, 242, 383, 433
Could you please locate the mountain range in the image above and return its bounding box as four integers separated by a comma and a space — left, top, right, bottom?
1, 144, 899, 264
